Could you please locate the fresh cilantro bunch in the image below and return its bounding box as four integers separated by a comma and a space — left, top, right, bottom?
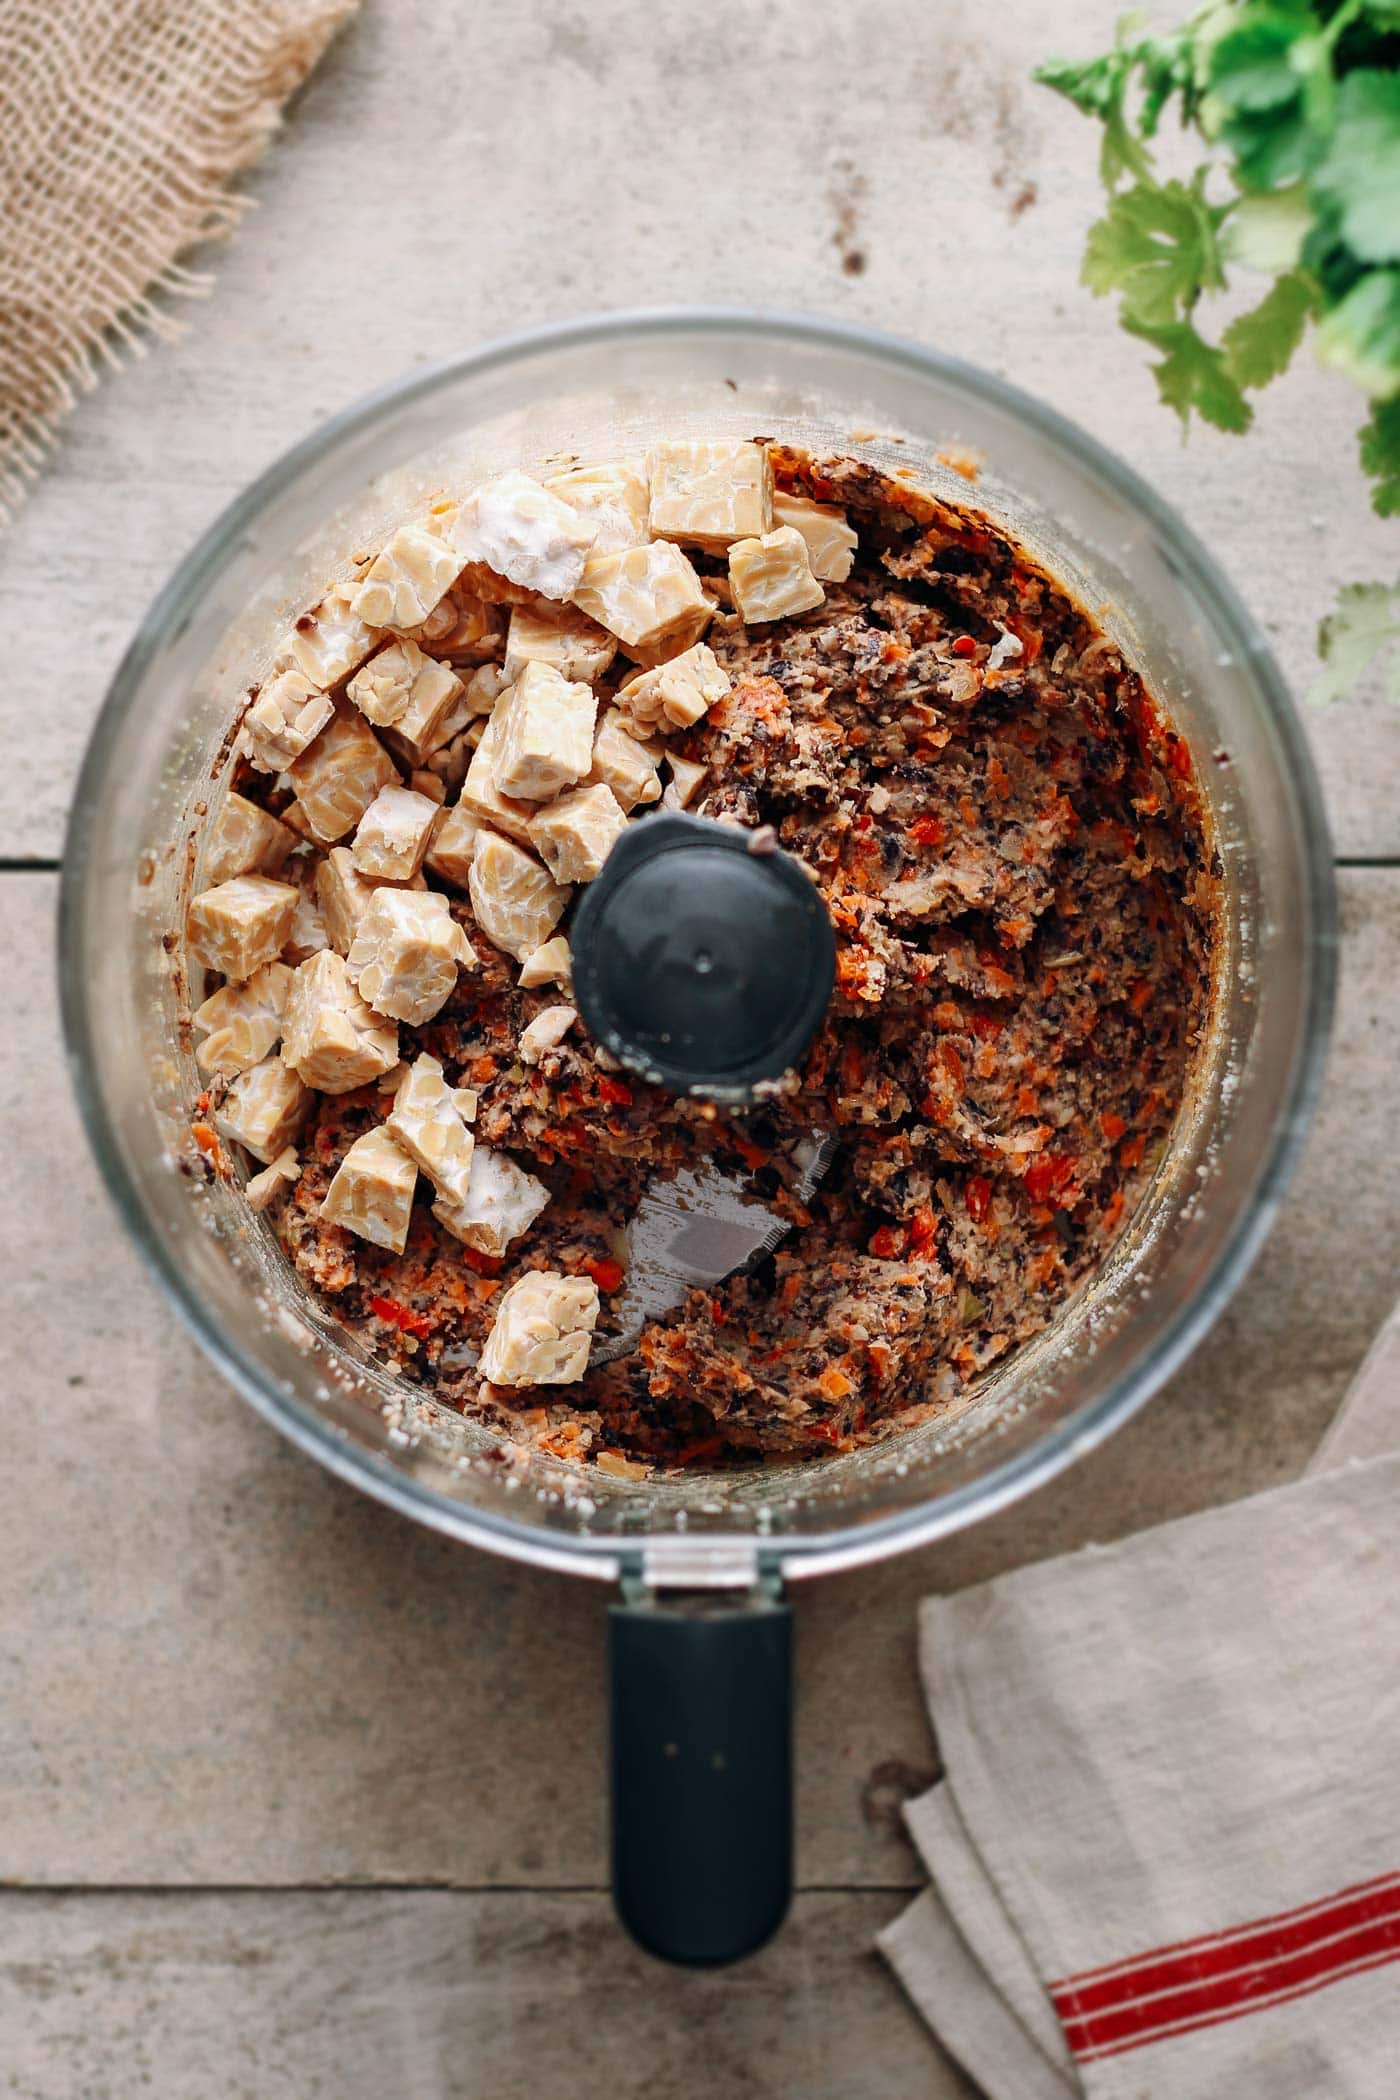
1036, 1, 1400, 701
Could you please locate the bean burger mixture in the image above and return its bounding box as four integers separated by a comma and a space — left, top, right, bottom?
183, 440, 1216, 1474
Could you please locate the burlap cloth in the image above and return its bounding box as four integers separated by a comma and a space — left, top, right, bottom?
0, 0, 357, 523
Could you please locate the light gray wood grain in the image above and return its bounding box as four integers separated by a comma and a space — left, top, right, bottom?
5, 870, 1398, 1893
0, 1890, 975, 2100
1313, 1304, 1400, 1471
4, 7, 1398, 2088
4, 0, 1397, 862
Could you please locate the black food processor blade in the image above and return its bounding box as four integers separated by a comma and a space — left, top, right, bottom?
570, 811, 836, 1102
571, 812, 838, 1364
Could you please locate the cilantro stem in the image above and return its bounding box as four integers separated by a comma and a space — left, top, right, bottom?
1317, 0, 1364, 52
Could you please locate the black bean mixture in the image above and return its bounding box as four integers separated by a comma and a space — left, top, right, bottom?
225, 451, 1215, 1472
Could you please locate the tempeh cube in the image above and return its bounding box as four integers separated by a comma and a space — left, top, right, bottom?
349, 636, 465, 761
518, 1005, 577, 1066
241, 667, 335, 774
478, 1270, 599, 1386
193, 961, 293, 1077
351, 523, 460, 630
387, 1053, 476, 1206
317, 846, 375, 956
615, 642, 730, 735
187, 874, 299, 983
728, 526, 825, 623
346, 888, 476, 1026
281, 949, 400, 1093
320, 1126, 418, 1254
387, 654, 471, 764
503, 600, 617, 684
648, 439, 772, 552
542, 461, 650, 554
518, 935, 572, 991
459, 706, 539, 846
467, 831, 569, 962
662, 753, 709, 809
204, 793, 298, 886
244, 1146, 302, 1211
348, 636, 433, 727
424, 801, 485, 888
526, 782, 626, 885
570, 540, 712, 657
350, 785, 439, 883
587, 707, 662, 812
349, 637, 466, 765
215, 1054, 311, 1165
432, 1144, 550, 1257
442, 470, 597, 600
283, 583, 381, 688
287, 704, 399, 843
492, 661, 597, 802
772, 493, 858, 582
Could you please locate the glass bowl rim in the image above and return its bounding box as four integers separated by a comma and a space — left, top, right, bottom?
58, 304, 1338, 1582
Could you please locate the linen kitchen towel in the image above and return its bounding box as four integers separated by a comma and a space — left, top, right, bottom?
0, 0, 355, 523
1312, 1300, 1400, 1474
881, 1344, 1400, 2098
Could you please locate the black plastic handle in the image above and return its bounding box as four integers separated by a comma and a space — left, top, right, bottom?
609, 1588, 793, 1965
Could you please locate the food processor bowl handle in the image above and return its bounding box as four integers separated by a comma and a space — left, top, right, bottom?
609, 1582, 793, 1965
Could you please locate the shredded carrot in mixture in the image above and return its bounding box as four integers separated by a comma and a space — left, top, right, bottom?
246, 451, 1214, 1468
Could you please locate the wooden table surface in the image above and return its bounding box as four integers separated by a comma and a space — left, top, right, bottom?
4, 4, 1397, 2094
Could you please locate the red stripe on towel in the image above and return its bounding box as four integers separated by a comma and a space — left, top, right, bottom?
1050, 1872, 1400, 2061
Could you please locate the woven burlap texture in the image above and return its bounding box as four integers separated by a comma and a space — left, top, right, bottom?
0, 0, 357, 524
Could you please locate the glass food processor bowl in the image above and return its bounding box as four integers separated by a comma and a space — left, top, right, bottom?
61, 310, 1333, 1582
60, 312, 1334, 1961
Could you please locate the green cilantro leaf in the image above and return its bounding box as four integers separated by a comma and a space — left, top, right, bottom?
1136, 27, 1201, 132
1210, 11, 1306, 116
1035, 49, 1156, 187
1310, 71, 1400, 264
1300, 197, 1371, 303
1206, 10, 1316, 189
1309, 580, 1400, 704
1123, 315, 1255, 430
1036, 23, 1197, 188
1082, 176, 1226, 328
1221, 183, 1311, 272
1221, 268, 1316, 386
1292, 31, 1340, 141
1315, 267, 1400, 395
1359, 397, 1400, 514
1036, 3, 1400, 699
